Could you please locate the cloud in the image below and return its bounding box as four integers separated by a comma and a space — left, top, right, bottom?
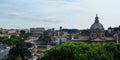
0, 12, 36, 20
40, 17, 63, 23
7, 12, 21, 17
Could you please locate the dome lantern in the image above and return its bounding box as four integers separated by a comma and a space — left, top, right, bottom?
95, 14, 99, 23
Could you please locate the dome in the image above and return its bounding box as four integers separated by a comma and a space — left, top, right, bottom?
90, 22, 104, 30
90, 14, 104, 30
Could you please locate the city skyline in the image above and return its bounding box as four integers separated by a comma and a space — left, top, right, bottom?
0, 0, 120, 29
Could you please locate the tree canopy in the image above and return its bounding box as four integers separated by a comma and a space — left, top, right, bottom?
40, 42, 120, 60
0, 35, 23, 45
7, 47, 31, 60
80, 29, 90, 36
62, 29, 80, 34
6, 42, 32, 60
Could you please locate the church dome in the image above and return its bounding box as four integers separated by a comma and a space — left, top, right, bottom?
91, 22, 104, 30
90, 14, 104, 30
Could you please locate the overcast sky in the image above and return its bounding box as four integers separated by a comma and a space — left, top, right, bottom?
0, 0, 120, 29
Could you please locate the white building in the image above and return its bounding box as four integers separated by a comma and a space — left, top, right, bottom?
8, 30, 16, 34
55, 37, 67, 44
50, 26, 69, 45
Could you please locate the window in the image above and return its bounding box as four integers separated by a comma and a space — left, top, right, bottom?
102, 34, 104, 37
92, 35, 93, 37
97, 34, 99, 37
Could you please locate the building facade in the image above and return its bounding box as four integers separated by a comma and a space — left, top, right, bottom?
30, 28, 45, 37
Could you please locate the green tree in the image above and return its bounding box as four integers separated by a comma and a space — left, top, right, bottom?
40, 42, 120, 60
62, 29, 80, 34
20, 30, 26, 34
6, 55, 16, 60
19, 33, 30, 40
8, 47, 31, 60
81, 29, 90, 36
43, 35, 51, 44
2, 35, 23, 45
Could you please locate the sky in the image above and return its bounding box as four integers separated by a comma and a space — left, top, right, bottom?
0, 0, 120, 29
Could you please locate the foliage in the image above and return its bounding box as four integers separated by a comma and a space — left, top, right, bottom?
25, 42, 33, 48
0, 33, 30, 45
15, 42, 33, 48
41, 42, 120, 60
6, 42, 32, 60
19, 33, 30, 40
43, 35, 51, 44
2, 34, 32, 60
6, 55, 16, 60
81, 29, 90, 36
20, 30, 26, 34
105, 30, 114, 37
8, 45, 31, 60
0, 35, 23, 45
62, 29, 80, 34
6, 55, 22, 60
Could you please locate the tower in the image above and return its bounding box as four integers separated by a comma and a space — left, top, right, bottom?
59, 26, 63, 36
60, 26, 62, 31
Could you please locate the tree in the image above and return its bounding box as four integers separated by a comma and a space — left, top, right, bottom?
40, 42, 120, 60
16, 42, 33, 48
8, 47, 31, 60
105, 30, 114, 37
81, 29, 90, 36
62, 29, 80, 34
25, 42, 33, 48
20, 30, 26, 34
2, 35, 23, 45
6, 41, 32, 60
19, 33, 30, 40
43, 35, 51, 44
6, 55, 17, 60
